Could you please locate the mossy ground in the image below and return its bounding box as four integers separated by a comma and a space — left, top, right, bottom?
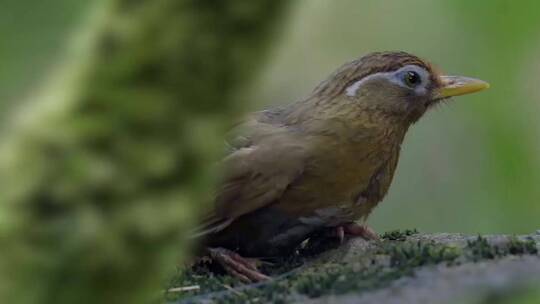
164, 231, 539, 304
466, 236, 538, 261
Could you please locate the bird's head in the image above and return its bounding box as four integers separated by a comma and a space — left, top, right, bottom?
311, 51, 489, 125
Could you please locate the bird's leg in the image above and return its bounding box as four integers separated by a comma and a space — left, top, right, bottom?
206, 247, 270, 283
335, 222, 380, 243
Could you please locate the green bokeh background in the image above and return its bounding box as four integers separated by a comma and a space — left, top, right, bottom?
2, 0, 539, 234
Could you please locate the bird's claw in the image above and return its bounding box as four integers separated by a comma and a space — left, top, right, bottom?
207, 247, 271, 283
335, 223, 380, 242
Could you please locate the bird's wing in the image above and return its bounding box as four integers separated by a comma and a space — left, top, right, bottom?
192, 116, 307, 237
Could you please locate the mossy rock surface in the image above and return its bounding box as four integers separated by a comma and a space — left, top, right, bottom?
166, 230, 540, 304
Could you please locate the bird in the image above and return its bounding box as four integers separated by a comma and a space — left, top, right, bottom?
192, 51, 489, 282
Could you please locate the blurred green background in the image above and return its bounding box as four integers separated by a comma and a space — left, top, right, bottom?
2, 0, 539, 234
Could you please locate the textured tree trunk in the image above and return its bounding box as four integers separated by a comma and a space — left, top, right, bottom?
0, 1, 289, 303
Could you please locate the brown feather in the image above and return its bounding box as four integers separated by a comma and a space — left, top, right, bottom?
195, 52, 439, 256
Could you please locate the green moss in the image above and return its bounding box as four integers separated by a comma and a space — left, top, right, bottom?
467, 236, 501, 260
166, 237, 461, 303
168, 233, 539, 303
380, 240, 461, 269
507, 237, 538, 255
381, 229, 419, 241
165, 266, 242, 302
466, 236, 538, 262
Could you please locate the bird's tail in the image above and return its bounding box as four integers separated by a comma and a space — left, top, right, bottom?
188, 213, 233, 239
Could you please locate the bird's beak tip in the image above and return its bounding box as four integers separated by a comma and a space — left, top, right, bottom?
437, 75, 490, 98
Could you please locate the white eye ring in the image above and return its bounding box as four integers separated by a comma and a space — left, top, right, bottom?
345, 65, 431, 97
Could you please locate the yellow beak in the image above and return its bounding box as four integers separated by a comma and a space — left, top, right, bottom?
437, 75, 490, 98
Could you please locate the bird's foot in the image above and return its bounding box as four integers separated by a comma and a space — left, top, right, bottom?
206, 247, 271, 283
335, 222, 381, 243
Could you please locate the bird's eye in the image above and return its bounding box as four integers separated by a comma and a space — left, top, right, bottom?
403, 71, 421, 87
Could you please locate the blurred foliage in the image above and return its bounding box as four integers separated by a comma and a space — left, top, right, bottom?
0, 0, 289, 303
476, 286, 540, 304
0, 1, 91, 114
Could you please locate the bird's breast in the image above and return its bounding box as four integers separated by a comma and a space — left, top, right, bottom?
274, 134, 401, 225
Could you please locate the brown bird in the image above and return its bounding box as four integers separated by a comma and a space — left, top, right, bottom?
193, 51, 489, 282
